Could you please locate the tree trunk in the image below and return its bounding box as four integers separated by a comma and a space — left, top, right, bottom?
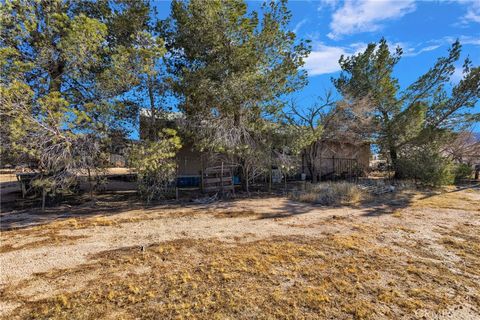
268, 151, 272, 192
148, 76, 156, 140
306, 155, 314, 181
307, 143, 320, 183
49, 62, 65, 93
87, 168, 93, 200
268, 165, 272, 192
311, 167, 318, 183
304, 147, 314, 182
220, 162, 224, 197
238, 160, 247, 192
245, 166, 250, 196
390, 146, 400, 179
41, 188, 46, 212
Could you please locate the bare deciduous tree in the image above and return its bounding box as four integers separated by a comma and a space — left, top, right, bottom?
1, 85, 107, 209
442, 130, 480, 165
284, 93, 374, 182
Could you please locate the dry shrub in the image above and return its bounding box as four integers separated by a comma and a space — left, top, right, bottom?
293, 182, 364, 206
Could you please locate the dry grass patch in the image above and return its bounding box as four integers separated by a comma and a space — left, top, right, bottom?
0, 216, 120, 253
0, 233, 87, 254
439, 223, 480, 277
213, 209, 258, 218
0, 173, 17, 183
4, 228, 479, 320
413, 189, 480, 211
292, 182, 365, 206
0, 207, 260, 254
391, 210, 404, 218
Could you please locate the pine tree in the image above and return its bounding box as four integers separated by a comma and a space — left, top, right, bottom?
0, 0, 158, 199
333, 39, 480, 179
161, 0, 310, 191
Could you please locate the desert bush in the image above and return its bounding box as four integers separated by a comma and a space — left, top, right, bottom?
292, 182, 364, 206
128, 129, 181, 202
453, 163, 473, 181
396, 146, 455, 187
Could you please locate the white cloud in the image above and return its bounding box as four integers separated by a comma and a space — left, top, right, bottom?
430, 35, 480, 47
458, 35, 480, 45
416, 45, 442, 54
451, 66, 465, 84
348, 42, 369, 52
304, 40, 444, 77
293, 19, 308, 34
327, 0, 416, 39
464, 9, 480, 23
304, 43, 367, 76
401, 44, 441, 57
456, 0, 480, 24
318, 0, 339, 10
304, 45, 347, 75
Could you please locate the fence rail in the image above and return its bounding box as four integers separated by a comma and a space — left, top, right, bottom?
311, 157, 360, 181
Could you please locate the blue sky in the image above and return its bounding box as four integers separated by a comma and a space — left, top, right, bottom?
151, 0, 480, 124
282, 0, 480, 112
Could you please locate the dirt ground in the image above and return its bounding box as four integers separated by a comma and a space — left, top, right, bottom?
0, 186, 479, 319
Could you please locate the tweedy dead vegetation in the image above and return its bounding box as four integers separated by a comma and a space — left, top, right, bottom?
413, 189, 480, 212
0, 217, 118, 254
4, 227, 480, 319
1, 187, 479, 319
439, 223, 480, 277
291, 182, 365, 206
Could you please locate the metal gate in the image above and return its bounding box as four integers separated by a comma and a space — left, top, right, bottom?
320, 156, 359, 180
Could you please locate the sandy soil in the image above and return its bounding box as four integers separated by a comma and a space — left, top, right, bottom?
0, 187, 479, 319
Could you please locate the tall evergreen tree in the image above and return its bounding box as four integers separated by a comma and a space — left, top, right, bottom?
0, 0, 158, 196
333, 39, 480, 177
161, 0, 309, 190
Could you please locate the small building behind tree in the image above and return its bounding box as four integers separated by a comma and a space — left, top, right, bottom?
139, 110, 371, 187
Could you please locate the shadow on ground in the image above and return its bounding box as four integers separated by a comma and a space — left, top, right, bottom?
360, 183, 479, 217
2, 183, 478, 231
256, 201, 317, 219
359, 192, 418, 217
417, 183, 480, 200
255, 190, 421, 220
0, 192, 146, 231
1, 190, 295, 231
